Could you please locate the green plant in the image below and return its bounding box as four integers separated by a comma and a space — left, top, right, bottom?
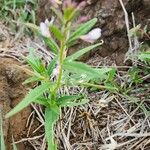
0, 0, 37, 34
5, 1, 116, 149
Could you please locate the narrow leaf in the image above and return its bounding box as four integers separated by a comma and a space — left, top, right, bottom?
25, 22, 39, 31
45, 107, 59, 150
34, 97, 49, 106
23, 76, 41, 85
66, 42, 103, 61
63, 61, 100, 78
42, 36, 59, 54
58, 98, 89, 107
5, 83, 50, 118
57, 95, 82, 105
64, 7, 75, 21
67, 18, 97, 44
26, 48, 46, 74
47, 57, 57, 76
50, 25, 64, 41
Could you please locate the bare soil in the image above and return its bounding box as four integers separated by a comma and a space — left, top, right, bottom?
0, 58, 32, 150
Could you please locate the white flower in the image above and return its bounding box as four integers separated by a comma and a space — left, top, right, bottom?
40, 17, 55, 38
40, 21, 51, 38
80, 28, 102, 43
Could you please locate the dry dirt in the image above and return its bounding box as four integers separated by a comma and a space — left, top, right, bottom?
0, 58, 32, 150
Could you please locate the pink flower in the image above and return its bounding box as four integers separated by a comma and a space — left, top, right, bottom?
80, 28, 102, 43
77, 1, 87, 10
63, 0, 77, 9
77, 15, 90, 24
40, 20, 51, 38
40, 17, 54, 38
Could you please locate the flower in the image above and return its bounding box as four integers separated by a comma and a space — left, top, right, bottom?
40, 17, 54, 38
80, 28, 102, 43
77, 15, 90, 24
63, 0, 77, 9
40, 21, 50, 38
77, 1, 87, 10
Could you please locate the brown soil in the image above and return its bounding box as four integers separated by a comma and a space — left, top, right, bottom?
0, 57, 32, 150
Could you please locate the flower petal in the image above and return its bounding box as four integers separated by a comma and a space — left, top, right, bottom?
80, 28, 101, 43
40, 22, 51, 38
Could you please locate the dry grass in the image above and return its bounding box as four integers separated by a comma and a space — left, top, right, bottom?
1, 10, 150, 150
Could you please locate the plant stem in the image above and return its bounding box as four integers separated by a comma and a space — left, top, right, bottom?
80, 82, 118, 90
54, 22, 70, 93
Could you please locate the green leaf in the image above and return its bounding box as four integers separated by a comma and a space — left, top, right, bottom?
64, 7, 75, 21
50, 25, 64, 41
66, 42, 103, 61
138, 52, 150, 61
95, 68, 116, 81
47, 57, 57, 76
34, 97, 49, 106
57, 95, 82, 103
67, 18, 97, 45
26, 48, 46, 74
0, 112, 6, 150
42, 36, 59, 54
23, 75, 41, 85
5, 83, 50, 118
24, 22, 39, 31
45, 106, 60, 150
105, 68, 116, 82
63, 61, 100, 78
57, 95, 89, 107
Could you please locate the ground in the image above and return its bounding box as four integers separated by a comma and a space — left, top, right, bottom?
0, 0, 150, 150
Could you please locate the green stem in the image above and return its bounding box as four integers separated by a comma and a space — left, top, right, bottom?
54, 22, 70, 93
80, 82, 118, 90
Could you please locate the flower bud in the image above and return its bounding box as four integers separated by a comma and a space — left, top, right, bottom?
80, 28, 102, 43
40, 20, 51, 38
77, 15, 90, 24
63, 0, 77, 10
77, 1, 87, 10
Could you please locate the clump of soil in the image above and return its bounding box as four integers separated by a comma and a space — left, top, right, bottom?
0, 57, 31, 150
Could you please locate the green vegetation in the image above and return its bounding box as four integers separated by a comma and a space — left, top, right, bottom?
5, 1, 115, 150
